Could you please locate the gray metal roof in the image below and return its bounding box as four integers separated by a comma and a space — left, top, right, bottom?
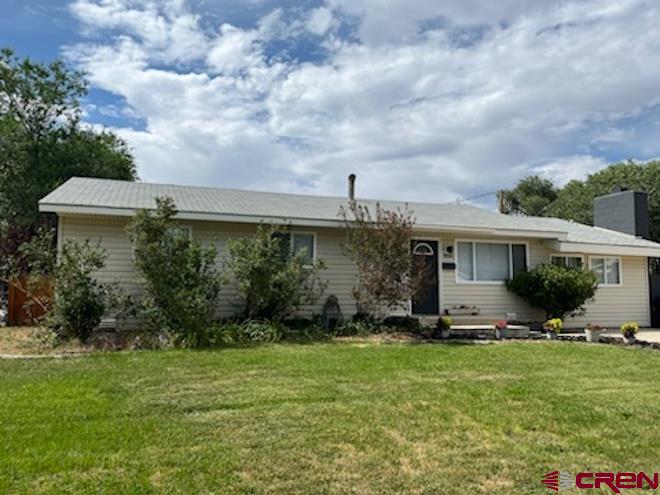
40, 177, 660, 250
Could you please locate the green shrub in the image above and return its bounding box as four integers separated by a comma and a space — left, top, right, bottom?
382, 315, 421, 332
437, 316, 452, 331
544, 318, 563, 334
127, 197, 225, 347
49, 240, 107, 341
213, 320, 283, 345
620, 321, 639, 338
226, 225, 327, 322
506, 264, 598, 320
336, 318, 382, 336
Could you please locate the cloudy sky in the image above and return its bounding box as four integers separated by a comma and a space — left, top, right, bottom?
3, 0, 660, 207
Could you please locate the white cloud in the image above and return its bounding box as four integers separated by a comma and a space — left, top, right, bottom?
206, 23, 261, 73
65, 0, 660, 207
70, 0, 210, 63
532, 155, 608, 186
306, 7, 334, 36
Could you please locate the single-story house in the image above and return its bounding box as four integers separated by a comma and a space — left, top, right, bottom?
39, 177, 660, 329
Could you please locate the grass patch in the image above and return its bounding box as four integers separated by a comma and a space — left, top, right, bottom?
1, 341, 660, 493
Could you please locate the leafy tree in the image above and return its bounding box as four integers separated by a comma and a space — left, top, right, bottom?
547, 160, 660, 241
502, 175, 558, 216
226, 225, 327, 322
0, 46, 136, 232
503, 161, 660, 242
339, 201, 428, 320
127, 197, 225, 347
506, 264, 598, 320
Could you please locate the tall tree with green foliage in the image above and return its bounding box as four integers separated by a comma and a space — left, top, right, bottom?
502, 175, 558, 216
503, 160, 660, 242
0, 46, 137, 230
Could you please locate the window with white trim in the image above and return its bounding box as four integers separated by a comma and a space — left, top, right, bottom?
456, 241, 527, 282
590, 257, 621, 285
273, 232, 315, 263
551, 255, 583, 269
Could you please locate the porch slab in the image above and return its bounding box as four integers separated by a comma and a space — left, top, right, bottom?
448, 324, 530, 338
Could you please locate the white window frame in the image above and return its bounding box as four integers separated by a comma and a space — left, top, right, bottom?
589, 256, 623, 287
454, 239, 529, 285
549, 254, 585, 269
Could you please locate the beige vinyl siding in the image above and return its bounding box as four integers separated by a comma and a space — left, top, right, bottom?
440, 235, 650, 327
440, 236, 546, 321
565, 256, 650, 328
60, 215, 651, 329
59, 215, 357, 325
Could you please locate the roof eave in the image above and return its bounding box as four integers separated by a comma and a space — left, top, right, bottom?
41, 202, 569, 240
546, 240, 660, 257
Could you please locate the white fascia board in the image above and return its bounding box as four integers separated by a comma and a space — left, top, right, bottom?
546, 240, 660, 257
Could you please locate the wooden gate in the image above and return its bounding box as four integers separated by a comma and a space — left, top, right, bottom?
7, 278, 53, 326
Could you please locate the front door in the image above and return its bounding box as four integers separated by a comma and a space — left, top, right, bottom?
650, 258, 660, 327
411, 240, 439, 315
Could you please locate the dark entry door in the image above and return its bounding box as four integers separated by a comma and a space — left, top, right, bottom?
650, 258, 660, 327
411, 240, 439, 315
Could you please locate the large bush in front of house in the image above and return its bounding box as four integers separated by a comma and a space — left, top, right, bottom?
226, 225, 327, 322
49, 240, 108, 341
49, 238, 133, 341
339, 201, 428, 320
506, 263, 598, 320
127, 197, 225, 347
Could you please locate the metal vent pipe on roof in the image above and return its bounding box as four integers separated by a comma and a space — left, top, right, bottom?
348, 174, 356, 201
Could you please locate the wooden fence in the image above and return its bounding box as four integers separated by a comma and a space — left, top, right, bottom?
7, 278, 52, 326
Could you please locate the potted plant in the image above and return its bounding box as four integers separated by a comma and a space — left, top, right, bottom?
495, 319, 508, 340
543, 318, 562, 340
584, 322, 605, 343
620, 321, 639, 345
436, 316, 452, 339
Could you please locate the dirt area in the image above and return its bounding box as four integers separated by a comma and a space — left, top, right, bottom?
0, 327, 93, 357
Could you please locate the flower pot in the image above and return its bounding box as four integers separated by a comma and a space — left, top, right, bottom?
495, 328, 508, 340
545, 331, 557, 340
440, 328, 450, 339
584, 329, 603, 343
622, 334, 636, 345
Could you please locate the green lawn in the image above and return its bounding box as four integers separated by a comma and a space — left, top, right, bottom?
1, 341, 660, 494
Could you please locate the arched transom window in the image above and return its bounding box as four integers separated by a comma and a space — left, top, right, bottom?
413, 242, 434, 256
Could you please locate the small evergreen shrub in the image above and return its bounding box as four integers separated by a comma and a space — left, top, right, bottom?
506, 264, 598, 320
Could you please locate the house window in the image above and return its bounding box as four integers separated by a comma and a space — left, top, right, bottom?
590, 257, 621, 285
551, 255, 583, 269
456, 241, 527, 282
273, 232, 316, 263
167, 225, 192, 241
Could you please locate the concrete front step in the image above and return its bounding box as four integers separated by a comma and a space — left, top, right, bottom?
449, 324, 530, 338
420, 315, 509, 327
